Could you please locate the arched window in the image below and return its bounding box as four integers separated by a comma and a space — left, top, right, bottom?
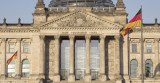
22, 59, 30, 77
145, 59, 153, 77
7, 60, 15, 77
130, 59, 138, 77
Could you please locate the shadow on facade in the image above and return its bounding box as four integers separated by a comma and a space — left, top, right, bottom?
120, 36, 125, 83
154, 63, 160, 77
45, 36, 54, 82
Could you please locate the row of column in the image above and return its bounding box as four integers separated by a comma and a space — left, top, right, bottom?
1, 38, 21, 78
39, 35, 121, 82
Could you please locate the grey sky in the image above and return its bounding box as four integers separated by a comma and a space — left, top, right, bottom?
0, 0, 159, 23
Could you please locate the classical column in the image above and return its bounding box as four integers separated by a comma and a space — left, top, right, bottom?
155, 38, 160, 78
53, 35, 60, 82
68, 35, 75, 82
99, 35, 106, 81
84, 35, 91, 82
39, 35, 45, 79
123, 36, 130, 83
15, 38, 21, 78
114, 36, 122, 81
1, 38, 6, 78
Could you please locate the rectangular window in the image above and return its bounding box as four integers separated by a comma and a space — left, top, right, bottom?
23, 44, 29, 53
146, 44, 152, 53
132, 44, 137, 53
9, 44, 14, 52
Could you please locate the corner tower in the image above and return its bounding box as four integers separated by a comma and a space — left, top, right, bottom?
33, 0, 47, 26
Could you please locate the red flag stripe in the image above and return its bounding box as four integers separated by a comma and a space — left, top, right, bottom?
129, 14, 141, 23
7, 52, 17, 65
123, 28, 130, 36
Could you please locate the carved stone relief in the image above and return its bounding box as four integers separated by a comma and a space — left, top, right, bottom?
56, 13, 103, 27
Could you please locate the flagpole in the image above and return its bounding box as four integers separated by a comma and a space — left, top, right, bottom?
128, 28, 130, 80
141, 5, 144, 83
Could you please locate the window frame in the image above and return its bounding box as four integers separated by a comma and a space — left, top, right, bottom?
132, 44, 137, 53
145, 59, 153, 78
9, 43, 14, 53
22, 59, 30, 77
23, 43, 29, 53
130, 59, 138, 78
146, 43, 152, 53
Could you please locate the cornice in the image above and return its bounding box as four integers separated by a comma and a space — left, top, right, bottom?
132, 27, 160, 33
39, 27, 121, 31
0, 28, 40, 33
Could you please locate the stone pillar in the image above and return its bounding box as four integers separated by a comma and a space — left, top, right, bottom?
114, 36, 122, 83
1, 38, 6, 78
15, 38, 21, 79
84, 35, 91, 82
99, 35, 106, 81
53, 35, 60, 82
123, 36, 130, 83
68, 35, 75, 82
38, 36, 45, 79
155, 38, 160, 78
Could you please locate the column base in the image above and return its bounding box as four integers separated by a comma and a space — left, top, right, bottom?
37, 73, 45, 80
53, 75, 60, 82
99, 74, 106, 81
123, 74, 130, 83
84, 74, 91, 82
0, 74, 6, 79
155, 75, 160, 80
116, 80, 122, 83
15, 74, 21, 79
115, 74, 122, 80
109, 74, 115, 80
36, 79, 44, 83
68, 75, 75, 82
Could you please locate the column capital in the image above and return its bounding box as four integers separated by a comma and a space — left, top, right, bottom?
69, 35, 75, 39
54, 35, 60, 40
1, 38, 7, 42
16, 38, 22, 42
39, 35, 45, 40
155, 38, 159, 42
114, 35, 120, 40
100, 35, 106, 40
85, 35, 91, 40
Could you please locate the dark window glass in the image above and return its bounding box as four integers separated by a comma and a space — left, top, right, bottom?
146, 44, 152, 53
145, 60, 153, 77
132, 44, 137, 53
130, 59, 138, 77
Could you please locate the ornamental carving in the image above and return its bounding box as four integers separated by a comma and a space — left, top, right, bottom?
145, 39, 155, 43
39, 11, 123, 29
57, 13, 103, 27
130, 39, 140, 43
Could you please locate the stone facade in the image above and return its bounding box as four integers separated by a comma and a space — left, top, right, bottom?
0, 0, 159, 83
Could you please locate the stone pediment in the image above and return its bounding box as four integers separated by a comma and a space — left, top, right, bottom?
39, 10, 123, 29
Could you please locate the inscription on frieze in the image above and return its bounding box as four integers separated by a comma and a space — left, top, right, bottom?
61, 31, 98, 35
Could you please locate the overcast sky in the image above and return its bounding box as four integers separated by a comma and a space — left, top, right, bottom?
0, 0, 159, 23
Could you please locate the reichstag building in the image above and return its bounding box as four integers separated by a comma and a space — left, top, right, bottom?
0, 0, 160, 83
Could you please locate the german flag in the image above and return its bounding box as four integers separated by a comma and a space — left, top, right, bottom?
120, 9, 142, 36
7, 51, 17, 65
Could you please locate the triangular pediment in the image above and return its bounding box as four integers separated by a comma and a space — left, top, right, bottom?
39, 10, 123, 29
